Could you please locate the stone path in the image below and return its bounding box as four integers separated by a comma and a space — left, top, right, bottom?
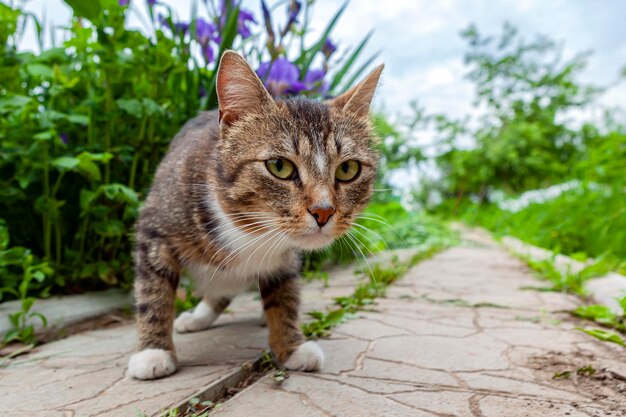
215, 229, 626, 417
2, 229, 626, 416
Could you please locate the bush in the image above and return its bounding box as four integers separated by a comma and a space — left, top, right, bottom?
0, 0, 377, 300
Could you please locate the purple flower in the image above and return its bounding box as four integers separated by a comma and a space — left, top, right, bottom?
158, 14, 189, 36
257, 58, 306, 97
148, 0, 157, 6
287, 1, 302, 25
257, 59, 330, 97
304, 68, 328, 95
196, 19, 220, 62
323, 39, 337, 58
237, 9, 256, 38
60, 132, 68, 145
220, 0, 257, 39
119, 0, 130, 5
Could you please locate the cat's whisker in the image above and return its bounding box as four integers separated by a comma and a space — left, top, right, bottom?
355, 215, 397, 235
350, 227, 382, 257
345, 230, 377, 288
207, 227, 278, 282
351, 222, 390, 250
202, 219, 280, 252
256, 228, 294, 281
203, 222, 277, 274
242, 227, 289, 274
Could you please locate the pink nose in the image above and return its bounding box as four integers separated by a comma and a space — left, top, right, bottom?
308, 205, 336, 227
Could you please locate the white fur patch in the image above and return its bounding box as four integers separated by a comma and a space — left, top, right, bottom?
186, 200, 296, 299
128, 349, 176, 380
283, 341, 324, 371
174, 300, 218, 333
315, 152, 327, 173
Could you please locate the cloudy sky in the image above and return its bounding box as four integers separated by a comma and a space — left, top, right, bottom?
17, 0, 626, 121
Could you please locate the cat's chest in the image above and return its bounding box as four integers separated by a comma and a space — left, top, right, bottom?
184, 232, 296, 297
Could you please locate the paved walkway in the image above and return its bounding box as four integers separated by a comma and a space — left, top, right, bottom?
2, 229, 626, 416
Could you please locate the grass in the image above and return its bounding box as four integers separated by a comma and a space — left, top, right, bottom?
460, 188, 626, 267
509, 244, 626, 348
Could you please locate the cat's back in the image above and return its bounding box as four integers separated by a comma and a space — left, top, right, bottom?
140, 111, 219, 234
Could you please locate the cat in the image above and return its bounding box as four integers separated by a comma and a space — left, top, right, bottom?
127, 50, 383, 380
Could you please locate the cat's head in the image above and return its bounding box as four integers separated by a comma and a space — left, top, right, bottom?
214, 51, 383, 250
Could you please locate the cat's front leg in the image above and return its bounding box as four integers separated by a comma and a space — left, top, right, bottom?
128, 239, 180, 380
260, 273, 324, 371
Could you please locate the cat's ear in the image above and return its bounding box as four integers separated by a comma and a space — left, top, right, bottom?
328, 64, 384, 119
216, 51, 275, 127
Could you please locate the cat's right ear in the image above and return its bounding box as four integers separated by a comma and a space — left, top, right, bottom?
216, 51, 275, 127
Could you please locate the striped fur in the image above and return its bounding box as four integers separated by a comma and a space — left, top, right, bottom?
129, 52, 383, 379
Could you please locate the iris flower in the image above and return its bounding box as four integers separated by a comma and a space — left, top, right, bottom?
257, 58, 328, 97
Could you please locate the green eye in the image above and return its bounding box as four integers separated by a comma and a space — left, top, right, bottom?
335, 160, 360, 182
265, 158, 296, 179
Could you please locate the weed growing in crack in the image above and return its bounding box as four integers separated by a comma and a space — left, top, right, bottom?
302, 244, 446, 339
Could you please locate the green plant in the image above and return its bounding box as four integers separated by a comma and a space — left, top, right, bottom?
302, 242, 448, 339
576, 327, 626, 347
0, 0, 376, 312
0, 221, 53, 345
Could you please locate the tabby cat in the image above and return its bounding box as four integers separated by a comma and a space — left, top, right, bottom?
128, 51, 383, 379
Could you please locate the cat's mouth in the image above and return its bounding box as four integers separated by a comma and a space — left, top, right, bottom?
294, 229, 335, 250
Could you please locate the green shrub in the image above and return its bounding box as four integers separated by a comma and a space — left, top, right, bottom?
0, 0, 375, 301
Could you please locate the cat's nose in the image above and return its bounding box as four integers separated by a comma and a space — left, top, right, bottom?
308, 205, 336, 227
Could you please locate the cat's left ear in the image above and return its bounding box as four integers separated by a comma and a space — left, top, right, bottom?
216, 51, 275, 127
327, 64, 384, 119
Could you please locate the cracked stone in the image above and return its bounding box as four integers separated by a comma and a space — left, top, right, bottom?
369, 334, 510, 372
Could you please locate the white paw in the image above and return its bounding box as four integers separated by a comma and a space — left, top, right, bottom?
283, 341, 324, 371
128, 349, 176, 380
174, 302, 217, 333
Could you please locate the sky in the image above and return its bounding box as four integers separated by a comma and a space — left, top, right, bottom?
15, 0, 626, 122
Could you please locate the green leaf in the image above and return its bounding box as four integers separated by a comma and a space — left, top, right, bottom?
94, 220, 125, 238
52, 156, 80, 172
576, 327, 626, 347
63, 0, 102, 21
33, 130, 55, 141
99, 184, 139, 205
0, 95, 33, 112
30, 311, 48, 327
21, 297, 35, 313
67, 114, 89, 125
297, 2, 348, 78
117, 98, 143, 118
341, 50, 381, 91
573, 304, 617, 325
97, 261, 117, 285
206, 6, 240, 109
26, 63, 54, 79
0, 247, 28, 266
329, 30, 373, 92
77, 158, 102, 182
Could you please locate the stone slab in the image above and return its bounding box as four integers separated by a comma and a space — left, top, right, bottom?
0, 288, 133, 335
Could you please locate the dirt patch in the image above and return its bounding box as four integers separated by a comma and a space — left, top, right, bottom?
528, 351, 626, 415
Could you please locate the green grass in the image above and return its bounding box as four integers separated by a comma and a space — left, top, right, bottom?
460, 187, 626, 266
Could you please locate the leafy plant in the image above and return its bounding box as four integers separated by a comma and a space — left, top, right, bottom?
0, 0, 376, 313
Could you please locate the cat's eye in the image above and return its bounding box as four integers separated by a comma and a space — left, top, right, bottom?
335, 160, 361, 182
265, 158, 296, 179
